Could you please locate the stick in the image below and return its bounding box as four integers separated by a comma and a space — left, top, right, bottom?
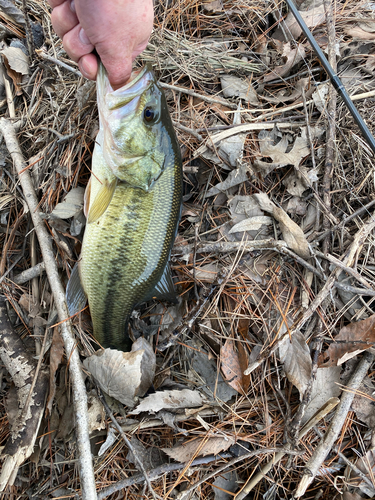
97, 453, 233, 499
295, 352, 374, 497
0, 118, 97, 500
96, 386, 158, 500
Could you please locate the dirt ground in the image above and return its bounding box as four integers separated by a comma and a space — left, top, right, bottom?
1, 0, 375, 499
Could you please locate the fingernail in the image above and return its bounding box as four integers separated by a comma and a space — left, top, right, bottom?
79, 28, 91, 45
70, 0, 75, 13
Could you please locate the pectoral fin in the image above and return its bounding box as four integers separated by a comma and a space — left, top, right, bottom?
143, 264, 178, 303
66, 261, 87, 316
87, 178, 117, 223
83, 177, 91, 219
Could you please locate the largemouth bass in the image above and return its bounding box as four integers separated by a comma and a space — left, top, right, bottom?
67, 65, 182, 350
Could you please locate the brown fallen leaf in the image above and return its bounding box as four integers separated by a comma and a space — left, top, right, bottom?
254, 192, 310, 259
46, 328, 65, 415
279, 330, 312, 400
131, 388, 207, 414
83, 338, 156, 407
162, 435, 235, 463
221, 339, 248, 394
320, 314, 375, 367
283, 4, 326, 39
260, 78, 309, 104
345, 27, 375, 41
264, 43, 305, 83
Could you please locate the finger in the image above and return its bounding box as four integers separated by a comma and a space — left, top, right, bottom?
48, 0, 66, 8
51, 1, 79, 39
100, 56, 133, 89
62, 24, 94, 62
78, 53, 98, 81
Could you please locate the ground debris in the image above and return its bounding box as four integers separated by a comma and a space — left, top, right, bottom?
1, 0, 375, 498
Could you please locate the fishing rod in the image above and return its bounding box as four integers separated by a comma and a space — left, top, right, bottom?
284, 0, 375, 156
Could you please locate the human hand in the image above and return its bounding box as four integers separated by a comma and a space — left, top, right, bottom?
48, 0, 154, 89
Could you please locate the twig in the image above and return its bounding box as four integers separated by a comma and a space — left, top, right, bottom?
295, 352, 375, 497
157, 269, 228, 351
234, 398, 340, 499
322, 0, 337, 258
97, 452, 233, 500
160, 81, 238, 110
3, 76, 15, 119
96, 386, 158, 500
175, 447, 303, 500
36, 49, 82, 77
13, 262, 46, 284
0, 118, 97, 500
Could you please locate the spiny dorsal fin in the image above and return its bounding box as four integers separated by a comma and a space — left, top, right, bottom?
66, 261, 87, 316
87, 178, 117, 224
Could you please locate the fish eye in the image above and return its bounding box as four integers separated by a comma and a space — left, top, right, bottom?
144, 107, 156, 123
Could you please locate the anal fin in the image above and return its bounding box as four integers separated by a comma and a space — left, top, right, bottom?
66, 261, 87, 316
143, 264, 178, 303
87, 178, 117, 223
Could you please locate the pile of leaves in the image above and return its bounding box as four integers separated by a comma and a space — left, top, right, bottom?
1, 0, 375, 498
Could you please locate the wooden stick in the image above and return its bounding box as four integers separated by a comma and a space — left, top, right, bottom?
0, 118, 97, 500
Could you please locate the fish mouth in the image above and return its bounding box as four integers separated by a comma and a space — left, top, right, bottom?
98, 64, 154, 113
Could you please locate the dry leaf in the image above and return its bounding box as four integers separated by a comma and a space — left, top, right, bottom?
0, 0, 25, 26
302, 367, 341, 423
87, 392, 106, 433
350, 449, 375, 497
345, 27, 375, 41
213, 471, 239, 500
205, 165, 249, 197
283, 166, 319, 197
83, 338, 156, 406
1, 46, 28, 75
229, 215, 272, 234
162, 435, 234, 462
191, 262, 219, 282
279, 331, 312, 400
258, 129, 309, 169
264, 43, 305, 82
202, 0, 223, 12
189, 348, 238, 402
51, 187, 85, 219
46, 328, 65, 415
202, 111, 247, 169
283, 4, 326, 39
221, 339, 248, 394
260, 78, 309, 104
320, 314, 375, 367
221, 75, 259, 104
131, 388, 206, 414
352, 376, 375, 429
254, 192, 310, 259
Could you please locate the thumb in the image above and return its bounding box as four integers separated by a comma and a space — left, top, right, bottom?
100, 54, 133, 90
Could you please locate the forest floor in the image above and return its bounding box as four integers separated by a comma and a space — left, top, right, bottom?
1, 0, 375, 499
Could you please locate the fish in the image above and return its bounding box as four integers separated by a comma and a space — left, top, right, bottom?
66, 64, 182, 351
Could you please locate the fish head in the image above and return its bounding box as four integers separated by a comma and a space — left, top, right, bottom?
97, 64, 177, 190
